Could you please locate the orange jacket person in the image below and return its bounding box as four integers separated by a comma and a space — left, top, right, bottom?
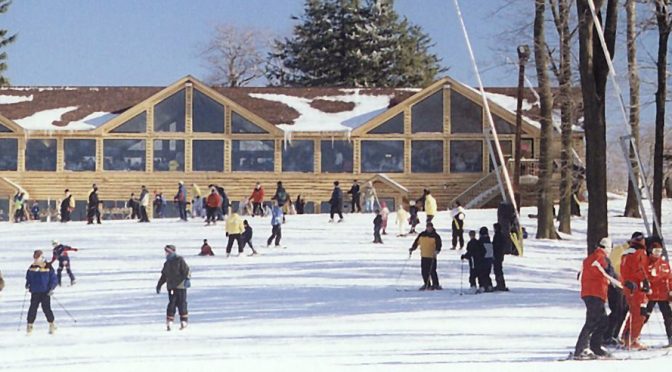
620, 232, 650, 350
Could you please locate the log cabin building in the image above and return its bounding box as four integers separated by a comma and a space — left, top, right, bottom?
0, 75, 584, 221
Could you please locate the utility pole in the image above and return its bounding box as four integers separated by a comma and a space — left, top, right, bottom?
514, 45, 530, 212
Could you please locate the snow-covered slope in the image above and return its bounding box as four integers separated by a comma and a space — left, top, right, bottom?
0, 198, 670, 371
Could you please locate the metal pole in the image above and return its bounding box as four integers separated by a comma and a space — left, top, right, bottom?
514, 45, 530, 213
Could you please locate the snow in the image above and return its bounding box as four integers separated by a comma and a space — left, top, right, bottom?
1, 198, 671, 371
0, 94, 33, 104
374, 173, 409, 193
483, 92, 534, 112
13, 106, 84, 131
250, 92, 392, 133
68, 111, 119, 129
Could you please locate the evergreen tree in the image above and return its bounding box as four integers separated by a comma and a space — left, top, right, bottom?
0, 0, 15, 87
267, 0, 444, 87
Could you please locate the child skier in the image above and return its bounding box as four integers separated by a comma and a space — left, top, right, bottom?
373, 209, 383, 244
49, 240, 79, 286
25, 250, 58, 335
199, 239, 214, 256
395, 205, 409, 237
156, 245, 191, 331
242, 220, 258, 255
267, 201, 284, 247
380, 201, 389, 235
461, 231, 481, 292
408, 201, 420, 234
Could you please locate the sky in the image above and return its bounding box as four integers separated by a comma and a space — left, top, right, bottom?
3, 0, 521, 88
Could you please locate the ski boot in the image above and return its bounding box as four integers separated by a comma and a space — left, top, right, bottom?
48, 322, 57, 335
432, 285, 443, 291
180, 320, 188, 330
26, 323, 33, 335
166, 320, 173, 331
70, 279, 77, 286
591, 346, 611, 358
573, 348, 597, 360
418, 284, 429, 291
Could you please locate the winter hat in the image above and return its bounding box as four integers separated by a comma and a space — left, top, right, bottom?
479, 226, 489, 235
33, 250, 43, 260
598, 237, 612, 250
51, 240, 59, 247
179, 180, 184, 185
631, 231, 645, 241
409, 200, 416, 206
164, 245, 176, 254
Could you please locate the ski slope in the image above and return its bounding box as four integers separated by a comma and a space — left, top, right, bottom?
0, 197, 670, 371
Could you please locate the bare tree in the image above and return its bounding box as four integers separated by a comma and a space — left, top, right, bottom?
535, 0, 558, 239
200, 25, 270, 87
624, 0, 643, 218
576, 0, 619, 253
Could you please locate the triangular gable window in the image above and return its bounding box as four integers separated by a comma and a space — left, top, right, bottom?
155, 89, 186, 132
232, 112, 267, 133
493, 115, 516, 134
368, 113, 404, 134
193, 88, 224, 133
0, 122, 11, 132
111, 112, 147, 133
412, 91, 444, 133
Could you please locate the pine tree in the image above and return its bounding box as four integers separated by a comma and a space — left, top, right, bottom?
0, 0, 15, 87
267, 0, 444, 87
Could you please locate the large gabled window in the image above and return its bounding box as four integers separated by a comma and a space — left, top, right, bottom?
64, 139, 96, 171
26, 139, 57, 171
0, 138, 17, 170
451, 91, 482, 134
193, 89, 224, 133
232, 112, 267, 133
103, 139, 146, 171
0, 122, 11, 132
153, 140, 185, 172
361, 140, 404, 173
412, 91, 444, 133
193, 140, 224, 172
368, 113, 404, 134
111, 112, 146, 133
412, 140, 443, 173
232, 140, 274, 172
282, 140, 314, 173
154, 89, 185, 132
321, 140, 353, 173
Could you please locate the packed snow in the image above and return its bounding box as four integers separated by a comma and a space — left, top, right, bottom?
13, 106, 83, 131
0, 197, 670, 371
67, 111, 119, 129
0, 94, 33, 104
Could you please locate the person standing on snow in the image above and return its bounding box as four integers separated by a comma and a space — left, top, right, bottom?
139, 185, 150, 222
329, 181, 344, 223
461, 231, 482, 292
603, 240, 628, 346
127, 193, 139, 220
156, 245, 190, 331
363, 182, 375, 213
408, 200, 420, 234
60, 189, 75, 223
492, 223, 509, 291
25, 250, 58, 335
242, 220, 258, 256
424, 189, 437, 225
573, 237, 621, 360
267, 201, 284, 247
380, 201, 389, 235
347, 179, 361, 213
205, 187, 221, 225
87, 185, 101, 225
49, 240, 78, 286
373, 209, 383, 244
225, 206, 245, 257
409, 222, 442, 290
451, 202, 465, 250
154, 192, 166, 219
250, 182, 265, 217
271, 181, 288, 223
174, 181, 188, 221
395, 205, 409, 237
199, 239, 215, 256
478, 226, 494, 293
620, 232, 651, 350
645, 242, 672, 346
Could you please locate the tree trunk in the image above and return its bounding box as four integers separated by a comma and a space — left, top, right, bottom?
535, 0, 558, 239
624, 0, 642, 218
653, 0, 671, 237
576, 0, 618, 253
556, 0, 574, 234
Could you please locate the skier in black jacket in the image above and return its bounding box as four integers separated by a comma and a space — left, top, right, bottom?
492, 223, 509, 291
373, 210, 383, 244
329, 181, 344, 223
156, 245, 191, 331
347, 180, 361, 213
87, 186, 101, 225
408, 201, 420, 234
461, 231, 482, 291
242, 220, 258, 255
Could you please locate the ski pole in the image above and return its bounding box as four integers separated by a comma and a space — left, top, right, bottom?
460, 259, 465, 296
394, 253, 412, 289
52, 295, 77, 323
17, 290, 28, 331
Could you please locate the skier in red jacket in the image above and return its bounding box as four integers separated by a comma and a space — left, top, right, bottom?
574, 237, 621, 360
250, 183, 265, 217
620, 232, 651, 350
645, 242, 672, 346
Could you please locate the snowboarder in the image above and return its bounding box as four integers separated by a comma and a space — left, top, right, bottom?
329, 181, 344, 223
395, 204, 409, 237
424, 189, 437, 225
225, 206, 244, 257
174, 181, 188, 221
25, 249, 58, 335
156, 245, 190, 331
620, 232, 650, 350
205, 187, 221, 225
380, 201, 389, 235
644, 242, 672, 346
408, 222, 442, 290
574, 237, 620, 360
347, 179, 361, 213
199, 239, 214, 256
49, 240, 78, 286
451, 202, 465, 249
139, 185, 150, 222
478, 227, 494, 293
267, 201, 283, 247
250, 182, 265, 217
461, 231, 481, 292
373, 209, 383, 244
242, 220, 258, 255
408, 200, 420, 234
492, 223, 508, 291
87, 185, 101, 224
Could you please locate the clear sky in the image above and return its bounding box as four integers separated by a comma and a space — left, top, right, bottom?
3, 0, 522, 87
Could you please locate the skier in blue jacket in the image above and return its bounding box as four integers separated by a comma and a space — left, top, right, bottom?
267, 201, 284, 247
25, 249, 58, 335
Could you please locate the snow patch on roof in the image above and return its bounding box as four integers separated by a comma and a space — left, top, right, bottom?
69, 111, 119, 129
373, 173, 409, 193
483, 92, 534, 112
250, 92, 391, 132
0, 94, 33, 104
14, 106, 84, 131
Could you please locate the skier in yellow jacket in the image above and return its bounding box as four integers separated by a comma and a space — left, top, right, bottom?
225, 206, 244, 257
409, 222, 443, 290
424, 190, 437, 225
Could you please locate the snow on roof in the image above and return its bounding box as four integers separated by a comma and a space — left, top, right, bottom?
0, 94, 33, 104
373, 173, 409, 193
68, 111, 119, 129
483, 92, 534, 112
14, 106, 83, 131
249, 91, 392, 133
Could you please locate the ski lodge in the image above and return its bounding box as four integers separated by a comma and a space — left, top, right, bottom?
0, 75, 584, 220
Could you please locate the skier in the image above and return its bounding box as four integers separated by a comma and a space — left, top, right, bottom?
154, 192, 166, 219
373, 209, 383, 244
156, 245, 190, 331
242, 220, 258, 256
250, 182, 265, 217
87, 185, 101, 224
620, 232, 651, 349
461, 230, 482, 292
363, 182, 375, 213
25, 250, 58, 335
645, 242, 672, 346
574, 237, 621, 360
395, 204, 409, 237
267, 201, 283, 248
329, 181, 344, 223
451, 202, 465, 249
408, 200, 420, 234
271, 181, 288, 223
424, 189, 437, 225
295, 194, 305, 215
30, 202, 40, 221
478, 226, 494, 293
205, 187, 221, 225
174, 181, 188, 221
199, 239, 214, 256
380, 201, 389, 235
408, 222, 442, 290
49, 240, 78, 286
14, 191, 26, 223
416, 189, 427, 212
604, 240, 628, 345
192, 195, 204, 219
127, 193, 138, 220
492, 223, 509, 291
139, 185, 150, 222
225, 206, 244, 257
347, 179, 361, 213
